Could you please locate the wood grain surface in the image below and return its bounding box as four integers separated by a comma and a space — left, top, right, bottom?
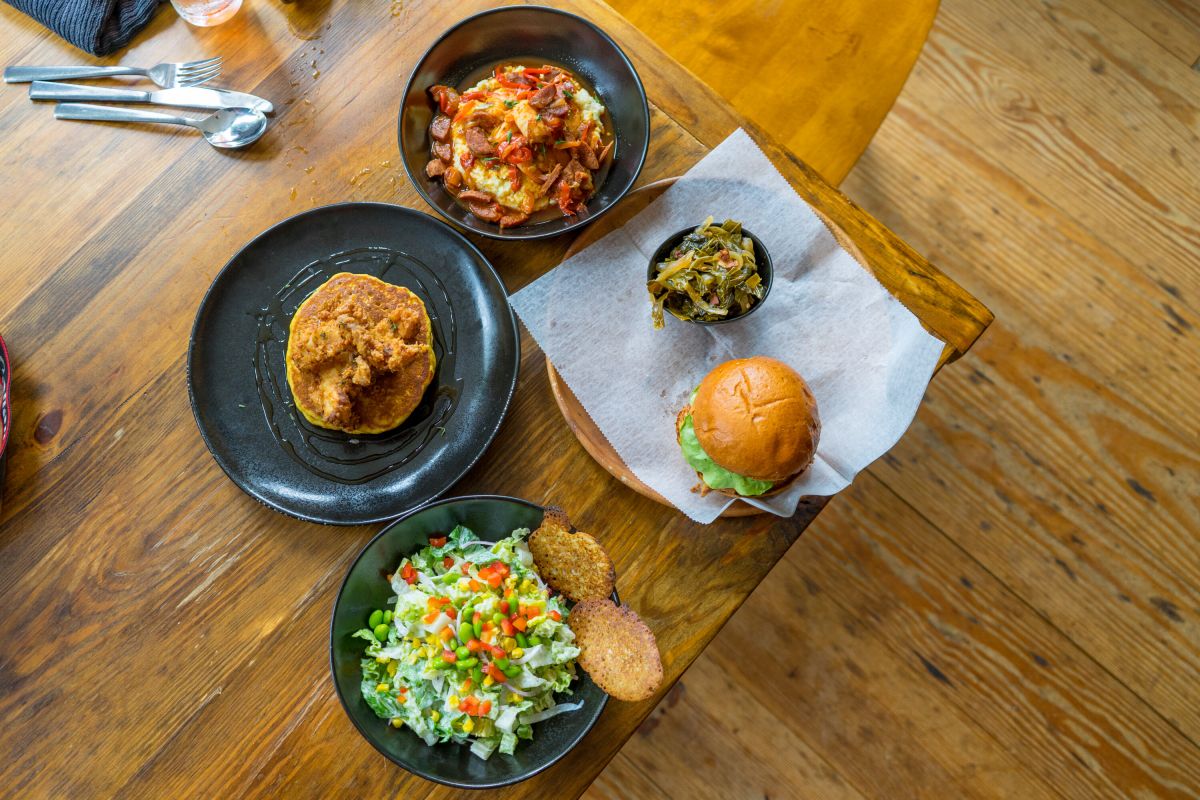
0, 1, 982, 798
588, 0, 1200, 796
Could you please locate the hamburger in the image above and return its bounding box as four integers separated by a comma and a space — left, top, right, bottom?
675, 357, 820, 497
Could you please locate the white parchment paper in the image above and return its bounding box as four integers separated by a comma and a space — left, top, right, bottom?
510, 129, 944, 523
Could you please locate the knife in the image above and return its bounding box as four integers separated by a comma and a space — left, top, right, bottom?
28, 81, 273, 115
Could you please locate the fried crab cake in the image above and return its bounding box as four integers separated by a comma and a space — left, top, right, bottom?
285, 273, 436, 434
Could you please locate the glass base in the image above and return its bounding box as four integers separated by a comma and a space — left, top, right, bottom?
172, 0, 243, 27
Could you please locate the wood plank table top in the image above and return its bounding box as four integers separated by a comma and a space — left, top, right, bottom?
0, 1, 984, 797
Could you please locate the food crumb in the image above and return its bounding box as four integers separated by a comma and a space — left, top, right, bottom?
290, 187, 297, 201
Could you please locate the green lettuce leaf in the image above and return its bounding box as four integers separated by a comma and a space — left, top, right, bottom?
678, 415, 773, 497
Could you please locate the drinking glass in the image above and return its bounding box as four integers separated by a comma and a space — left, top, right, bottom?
171, 0, 243, 27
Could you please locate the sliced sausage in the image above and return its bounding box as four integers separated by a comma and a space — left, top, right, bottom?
578, 141, 600, 170
544, 100, 571, 118
499, 211, 530, 228
458, 189, 494, 203
464, 126, 494, 156
429, 114, 452, 142
425, 159, 447, 178
433, 141, 452, 162
467, 111, 501, 129
528, 83, 557, 109
467, 202, 503, 223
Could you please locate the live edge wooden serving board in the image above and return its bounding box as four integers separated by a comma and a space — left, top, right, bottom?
0, 0, 989, 797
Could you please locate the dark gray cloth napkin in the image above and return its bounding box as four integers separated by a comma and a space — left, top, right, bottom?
5, 0, 163, 56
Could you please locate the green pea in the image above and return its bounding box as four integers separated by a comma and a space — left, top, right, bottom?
473, 620, 483, 639
455, 657, 478, 670
462, 604, 475, 623
368, 609, 384, 629
373, 623, 390, 642
516, 632, 529, 649
433, 659, 456, 670
455, 645, 471, 660
491, 612, 505, 625
528, 636, 543, 646
503, 664, 521, 678
493, 657, 510, 670
458, 623, 474, 644
472, 665, 484, 685
383, 610, 393, 623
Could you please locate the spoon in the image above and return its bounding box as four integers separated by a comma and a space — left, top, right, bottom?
54, 103, 268, 149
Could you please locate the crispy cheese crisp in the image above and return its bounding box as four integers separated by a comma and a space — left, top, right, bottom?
529, 507, 615, 602
569, 598, 663, 702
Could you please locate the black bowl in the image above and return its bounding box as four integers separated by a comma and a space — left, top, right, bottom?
399, 5, 650, 240
330, 495, 609, 788
647, 225, 774, 326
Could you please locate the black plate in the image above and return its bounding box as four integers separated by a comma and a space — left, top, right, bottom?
330, 496, 608, 788
187, 204, 519, 525
399, 5, 650, 240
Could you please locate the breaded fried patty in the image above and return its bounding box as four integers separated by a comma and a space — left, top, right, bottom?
285, 273, 436, 434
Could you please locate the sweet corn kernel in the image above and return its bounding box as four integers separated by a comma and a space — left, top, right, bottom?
502, 637, 517, 651
387, 661, 399, 675
407, 654, 418, 665
510, 647, 524, 659
448, 695, 459, 707
426, 635, 438, 647
376, 656, 390, 664
461, 718, 475, 733
457, 579, 471, 591
483, 675, 495, 687
376, 683, 389, 692
505, 577, 516, 588
431, 710, 441, 722
390, 718, 404, 728
520, 579, 533, 591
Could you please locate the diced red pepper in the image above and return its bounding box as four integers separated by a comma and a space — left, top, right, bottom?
440, 627, 455, 642
509, 165, 521, 193
460, 89, 486, 101
443, 556, 455, 569
500, 618, 514, 636
549, 610, 562, 622
467, 638, 483, 652
479, 699, 492, 715
469, 579, 482, 592
511, 616, 528, 632
442, 650, 457, 663
400, 562, 417, 585
461, 562, 472, 575
499, 601, 510, 615
445, 606, 457, 620
460, 152, 474, 171
489, 644, 506, 659
473, 612, 482, 624
523, 67, 552, 76
423, 612, 439, 624
487, 573, 503, 588
487, 663, 508, 683
429, 535, 448, 547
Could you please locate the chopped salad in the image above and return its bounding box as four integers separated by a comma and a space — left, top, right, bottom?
354, 525, 581, 760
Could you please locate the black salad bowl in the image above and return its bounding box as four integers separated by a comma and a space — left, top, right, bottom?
330, 495, 608, 788
398, 5, 650, 240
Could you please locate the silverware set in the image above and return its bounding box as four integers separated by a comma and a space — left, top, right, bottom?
3, 57, 273, 149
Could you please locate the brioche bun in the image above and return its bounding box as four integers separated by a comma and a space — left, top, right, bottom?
685, 357, 820, 490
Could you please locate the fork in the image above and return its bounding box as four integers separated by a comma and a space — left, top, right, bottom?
4, 57, 222, 89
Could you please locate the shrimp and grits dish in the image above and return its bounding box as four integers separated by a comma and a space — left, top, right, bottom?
424, 63, 614, 228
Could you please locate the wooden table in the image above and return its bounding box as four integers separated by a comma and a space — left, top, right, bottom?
0, 1, 988, 797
